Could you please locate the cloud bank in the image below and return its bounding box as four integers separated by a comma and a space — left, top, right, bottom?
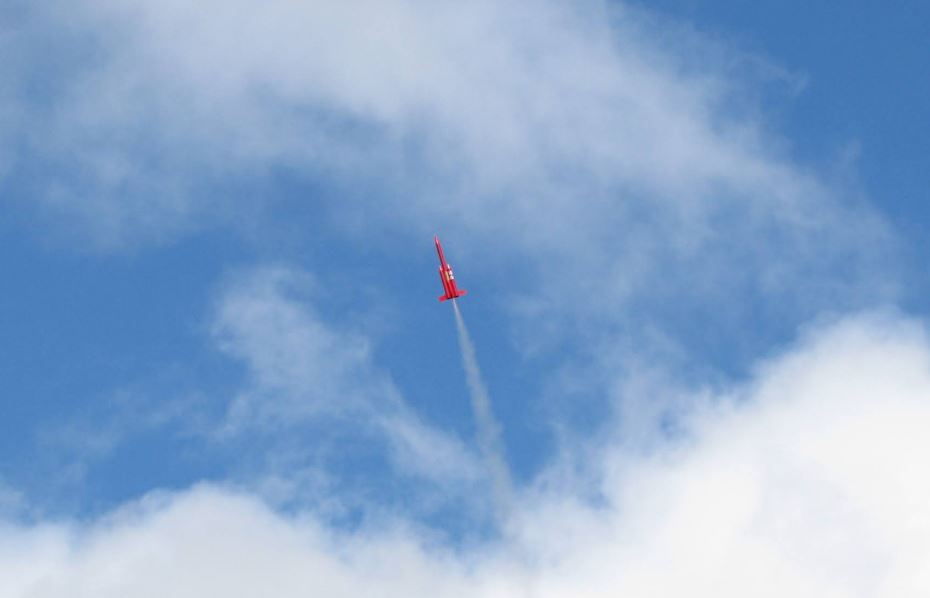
4, 314, 930, 597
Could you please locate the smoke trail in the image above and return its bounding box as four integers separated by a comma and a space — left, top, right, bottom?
451, 300, 514, 525
453, 302, 538, 598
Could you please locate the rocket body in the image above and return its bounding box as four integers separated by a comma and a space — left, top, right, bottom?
435, 236, 467, 302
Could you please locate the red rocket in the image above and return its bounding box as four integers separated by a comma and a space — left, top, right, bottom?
435, 236, 467, 302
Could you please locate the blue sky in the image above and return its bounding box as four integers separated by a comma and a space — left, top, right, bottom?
643, 1, 929, 236
2, 1, 930, 595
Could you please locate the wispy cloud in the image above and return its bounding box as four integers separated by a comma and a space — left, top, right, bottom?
210, 266, 483, 503
3, 1, 897, 321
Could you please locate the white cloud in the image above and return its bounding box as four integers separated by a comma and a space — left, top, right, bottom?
0, 486, 501, 598
4, 313, 930, 597
522, 312, 930, 596
212, 267, 376, 426
210, 266, 482, 492
3, 1, 896, 334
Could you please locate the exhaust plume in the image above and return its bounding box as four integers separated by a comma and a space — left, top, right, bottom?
452, 300, 514, 526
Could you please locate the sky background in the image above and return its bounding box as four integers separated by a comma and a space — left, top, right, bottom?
2, 1, 930, 596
